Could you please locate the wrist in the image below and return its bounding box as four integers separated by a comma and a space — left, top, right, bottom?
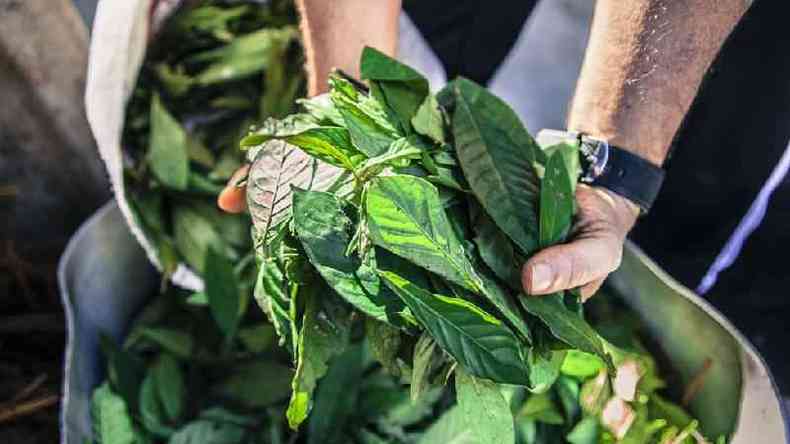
578, 185, 639, 237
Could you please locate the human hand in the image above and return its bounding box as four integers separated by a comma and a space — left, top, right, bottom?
522, 184, 639, 300
217, 164, 249, 214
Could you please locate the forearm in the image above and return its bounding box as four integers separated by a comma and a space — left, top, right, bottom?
296, 0, 401, 95
568, 0, 749, 165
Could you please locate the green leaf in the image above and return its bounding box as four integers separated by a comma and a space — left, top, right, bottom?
186, 291, 208, 306
253, 249, 295, 354
526, 348, 565, 394
539, 147, 577, 248
307, 345, 365, 444
193, 27, 298, 84
154, 63, 193, 97
450, 78, 541, 255
286, 289, 350, 429
139, 375, 173, 438
359, 377, 444, 436
168, 420, 246, 444
519, 295, 609, 364
148, 94, 189, 191
292, 189, 404, 321
555, 375, 581, 423
260, 38, 302, 120
566, 416, 600, 444
360, 47, 429, 134
283, 126, 364, 170
174, 4, 250, 40
455, 367, 516, 444
410, 333, 437, 402
579, 371, 611, 415
412, 94, 446, 144
152, 354, 185, 422
561, 350, 605, 379
91, 383, 135, 444
329, 74, 399, 157
355, 429, 392, 444
380, 271, 528, 385
297, 93, 345, 126
243, 119, 364, 171
213, 361, 293, 407
205, 248, 241, 339
172, 205, 235, 274
245, 139, 342, 243
198, 407, 258, 427
237, 324, 276, 354
190, 201, 251, 250
471, 207, 520, 287
649, 394, 694, 428
417, 406, 475, 444
518, 392, 564, 425
99, 335, 144, 410
139, 327, 194, 359
357, 135, 429, 179
366, 175, 477, 290
366, 318, 402, 377
186, 135, 216, 168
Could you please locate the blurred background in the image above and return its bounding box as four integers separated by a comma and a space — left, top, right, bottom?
2, 0, 790, 442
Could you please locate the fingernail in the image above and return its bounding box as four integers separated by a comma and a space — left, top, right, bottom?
530, 263, 553, 293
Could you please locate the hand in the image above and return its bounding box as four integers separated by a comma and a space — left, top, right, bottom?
217, 164, 249, 214
521, 184, 639, 300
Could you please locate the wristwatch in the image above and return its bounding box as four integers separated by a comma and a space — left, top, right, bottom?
536, 129, 665, 214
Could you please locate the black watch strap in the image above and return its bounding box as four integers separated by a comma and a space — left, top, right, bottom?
536, 130, 666, 214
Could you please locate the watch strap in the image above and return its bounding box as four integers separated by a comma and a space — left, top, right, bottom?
591, 144, 665, 214
535, 129, 665, 214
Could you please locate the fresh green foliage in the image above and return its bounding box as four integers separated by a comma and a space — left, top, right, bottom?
455, 367, 515, 444
148, 94, 189, 190
381, 271, 528, 385
107, 19, 724, 443
205, 247, 242, 340
123, 0, 302, 280
450, 78, 541, 256
240, 46, 724, 444
92, 383, 136, 444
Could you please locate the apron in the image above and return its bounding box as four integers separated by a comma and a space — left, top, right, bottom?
399, 0, 790, 394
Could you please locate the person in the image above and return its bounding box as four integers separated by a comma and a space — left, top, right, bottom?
218, 0, 750, 299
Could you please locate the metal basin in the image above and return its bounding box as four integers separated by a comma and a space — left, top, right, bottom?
58, 202, 788, 443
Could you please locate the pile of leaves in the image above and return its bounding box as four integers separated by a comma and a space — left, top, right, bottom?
122, 0, 303, 279
91, 283, 470, 444
240, 47, 725, 444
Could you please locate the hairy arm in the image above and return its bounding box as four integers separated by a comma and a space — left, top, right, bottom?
297, 0, 402, 95
568, 0, 750, 165
523, 0, 750, 297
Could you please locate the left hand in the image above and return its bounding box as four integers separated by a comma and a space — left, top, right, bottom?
217, 164, 249, 214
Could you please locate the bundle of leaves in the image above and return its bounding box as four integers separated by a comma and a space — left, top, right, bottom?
241, 48, 724, 444
122, 0, 304, 280
91, 282, 467, 444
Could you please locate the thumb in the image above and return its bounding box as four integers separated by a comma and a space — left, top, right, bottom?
521, 235, 622, 296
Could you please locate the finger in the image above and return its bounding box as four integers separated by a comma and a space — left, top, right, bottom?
217, 165, 250, 213
521, 236, 622, 296
218, 186, 247, 213
580, 277, 606, 302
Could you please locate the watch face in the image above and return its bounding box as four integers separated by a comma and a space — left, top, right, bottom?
580, 138, 609, 183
